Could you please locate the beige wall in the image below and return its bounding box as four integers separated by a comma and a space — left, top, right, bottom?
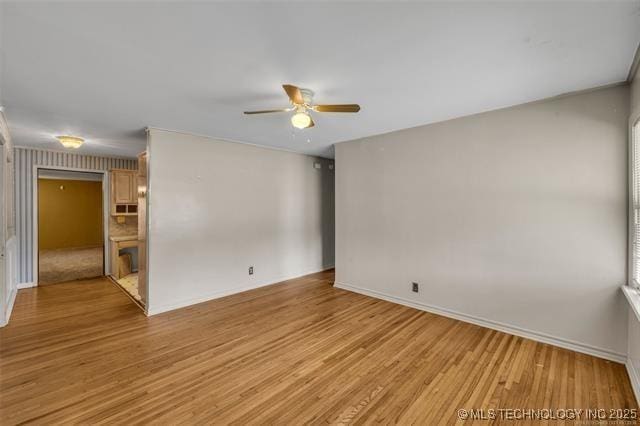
38, 179, 103, 250
335, 85, 629, 360
146, 129, 335, 315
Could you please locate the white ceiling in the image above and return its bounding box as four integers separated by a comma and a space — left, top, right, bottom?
1, 1, 639, 159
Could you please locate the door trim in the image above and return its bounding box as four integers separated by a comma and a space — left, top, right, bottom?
32, 165, 109, 285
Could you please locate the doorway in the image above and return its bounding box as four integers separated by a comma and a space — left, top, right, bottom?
37, 169, 106, 285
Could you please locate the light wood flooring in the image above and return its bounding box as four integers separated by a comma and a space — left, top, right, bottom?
0, 270, 636, 424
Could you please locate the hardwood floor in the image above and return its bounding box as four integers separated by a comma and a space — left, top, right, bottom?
0, 271, 637, 424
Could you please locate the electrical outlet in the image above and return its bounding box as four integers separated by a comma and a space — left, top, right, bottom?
249, 266, 254, 275
412, 282, 419, 293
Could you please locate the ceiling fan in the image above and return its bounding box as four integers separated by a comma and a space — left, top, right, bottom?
244, 84, 360, 129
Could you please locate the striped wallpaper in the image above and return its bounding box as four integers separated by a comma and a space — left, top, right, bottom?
14, 147, 137, 283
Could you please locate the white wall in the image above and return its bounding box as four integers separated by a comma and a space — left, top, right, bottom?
335, 85, 629, 361
146, 129, 334, 315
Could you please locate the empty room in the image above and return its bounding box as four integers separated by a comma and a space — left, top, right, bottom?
2, 1, 640, 424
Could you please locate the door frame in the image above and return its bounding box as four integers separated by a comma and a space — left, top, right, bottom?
0, 135, 5, 319
32, 165, 110, 285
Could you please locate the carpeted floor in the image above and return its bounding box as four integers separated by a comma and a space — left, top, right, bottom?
39, 246, 104, 285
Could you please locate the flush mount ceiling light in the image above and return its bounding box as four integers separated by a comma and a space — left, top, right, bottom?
56, 135, 84, 149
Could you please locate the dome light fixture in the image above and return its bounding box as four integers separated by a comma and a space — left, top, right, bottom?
56, 135, 84, 149
291, 111, 312, 129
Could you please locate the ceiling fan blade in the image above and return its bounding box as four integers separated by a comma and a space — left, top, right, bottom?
244, 108, 290, 115
313, 104, 361, 113
283, 84, 304, 105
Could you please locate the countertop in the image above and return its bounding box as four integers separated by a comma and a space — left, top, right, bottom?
109, 235, 137, 242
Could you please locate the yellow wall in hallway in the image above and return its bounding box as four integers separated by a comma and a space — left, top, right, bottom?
38, 179, 103, 250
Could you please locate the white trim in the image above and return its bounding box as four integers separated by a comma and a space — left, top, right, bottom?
627, 359, 640, 406
38, 169, 103, 182
31, 165, 110, 284
1, 288, 16, 327
334, 281, 626, 364
16, 282, 35, 289
147, 267, 334, 316
623, 285, 640, 324
144, 136, 151, 314
630, 118, 640, 288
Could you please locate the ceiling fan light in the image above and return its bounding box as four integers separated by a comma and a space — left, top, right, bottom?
291, 111, 312, 129
56, 135, 84, 149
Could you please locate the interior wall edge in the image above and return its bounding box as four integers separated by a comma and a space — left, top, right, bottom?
0, 287, 15, 327
335, 281, 626, 364
148, 266, 335, 316
627, 41, 640, 83
0, 236, 17, 326
15, 282, 35, 290
627, 358, 640, 406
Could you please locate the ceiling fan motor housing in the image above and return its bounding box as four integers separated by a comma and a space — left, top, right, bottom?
299, 88, 314, 105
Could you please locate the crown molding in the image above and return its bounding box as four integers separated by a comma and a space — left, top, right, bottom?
628, 41, 640, 82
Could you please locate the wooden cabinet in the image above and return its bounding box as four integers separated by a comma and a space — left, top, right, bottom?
109, 236, 138, 280
113, 171, 135, 203
110, 169, 138, 216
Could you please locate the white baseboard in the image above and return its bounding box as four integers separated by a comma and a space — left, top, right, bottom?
16, 282, 36, 289
1, 288, 16, 327
334, 281, 626, 364
626, 359, 640, 406
147, 267, 334, 316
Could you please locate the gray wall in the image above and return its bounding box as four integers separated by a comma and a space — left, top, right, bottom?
335, 85, 629, 360
13, 147, 136, 283
146, 129, 334, 315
